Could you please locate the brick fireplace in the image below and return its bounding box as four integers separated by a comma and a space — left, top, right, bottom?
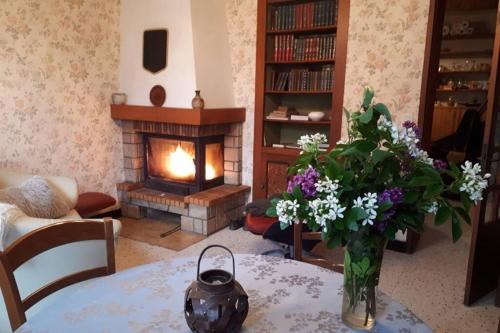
112, 105, 249, 236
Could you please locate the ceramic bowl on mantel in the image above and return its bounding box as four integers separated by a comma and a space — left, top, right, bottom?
308, 111, 325, 122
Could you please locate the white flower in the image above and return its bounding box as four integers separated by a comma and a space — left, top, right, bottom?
315, 176, 340, 195
424, 201, 439, 214
276, 199, 299, 226
297, 133, 327, 153
377, 116, 399, 143
352, 192, 379, 226
308, 193, 346, 233
459, 161, 489, 203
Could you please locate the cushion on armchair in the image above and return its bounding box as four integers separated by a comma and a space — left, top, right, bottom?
0, 176, 70, 219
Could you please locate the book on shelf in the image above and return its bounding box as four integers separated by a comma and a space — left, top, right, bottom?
266, 107, 293, 120
273, 34, 336, 62
272, 143, 285, 148
269, 65, 334, 92
266, 116, 289, 121
271, 0, 338, 31
290, 114, 309, 121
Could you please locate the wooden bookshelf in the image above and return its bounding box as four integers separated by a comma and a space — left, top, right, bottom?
252, 0, 349, 199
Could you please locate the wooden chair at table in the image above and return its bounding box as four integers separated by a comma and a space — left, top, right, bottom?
0, 218, 115, 331
293, 223, 344, 274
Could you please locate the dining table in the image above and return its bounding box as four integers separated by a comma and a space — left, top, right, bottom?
16, 254, 432, 332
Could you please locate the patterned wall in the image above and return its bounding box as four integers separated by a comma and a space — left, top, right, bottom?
224, 0, 430, 186
0, 0, 122, 195
343, 0, 430, 128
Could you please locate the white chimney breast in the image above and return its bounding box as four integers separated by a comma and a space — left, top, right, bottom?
119, 0, 235, 108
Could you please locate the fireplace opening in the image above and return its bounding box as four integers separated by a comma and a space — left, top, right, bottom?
144, 134, 224, 195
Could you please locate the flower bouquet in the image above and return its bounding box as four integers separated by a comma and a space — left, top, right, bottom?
266, 87, 490, 330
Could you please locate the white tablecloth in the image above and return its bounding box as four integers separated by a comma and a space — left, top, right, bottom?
17, 254, 432, 332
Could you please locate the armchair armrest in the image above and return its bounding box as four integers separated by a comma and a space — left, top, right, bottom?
4, 211, 121, 249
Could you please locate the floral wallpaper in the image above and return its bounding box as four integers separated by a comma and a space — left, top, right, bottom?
343, 0, 430, 136
0, 0, 122, 195
224, 0, 430, 186
224, 0, 258, 187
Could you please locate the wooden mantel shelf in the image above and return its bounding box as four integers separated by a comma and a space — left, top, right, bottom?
110, 104, 246, 125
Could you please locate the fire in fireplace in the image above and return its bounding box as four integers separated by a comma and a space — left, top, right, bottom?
144, 134, 224, 195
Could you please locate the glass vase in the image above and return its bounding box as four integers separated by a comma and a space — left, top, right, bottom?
341, 233, 386, 331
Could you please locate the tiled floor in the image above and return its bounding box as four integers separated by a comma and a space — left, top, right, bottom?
115, 218, 499, 333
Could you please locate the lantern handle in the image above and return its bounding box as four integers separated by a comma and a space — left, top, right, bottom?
197, 245, 235, 280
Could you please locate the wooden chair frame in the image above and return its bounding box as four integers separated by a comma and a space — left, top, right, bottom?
293, 223, 343, 274
0, 218, 115, 331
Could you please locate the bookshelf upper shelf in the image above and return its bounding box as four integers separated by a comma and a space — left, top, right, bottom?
267, 25, 337, 35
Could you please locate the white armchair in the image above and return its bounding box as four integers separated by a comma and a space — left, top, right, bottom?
0, 169, 122, 332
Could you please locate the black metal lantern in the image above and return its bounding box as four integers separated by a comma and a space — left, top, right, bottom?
184, 245, 248, 333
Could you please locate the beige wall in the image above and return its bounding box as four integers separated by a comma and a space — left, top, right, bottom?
0, 0, 122, 195
224, 0, 430, 186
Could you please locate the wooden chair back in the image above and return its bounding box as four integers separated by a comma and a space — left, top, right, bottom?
293, 223, 343, 274
0, 218, 115, 331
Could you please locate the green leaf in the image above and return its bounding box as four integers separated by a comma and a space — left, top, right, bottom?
359, 257, 370, 273
292, 185, 304, 201
455, 206, 472, 225
351, 263, 363, 276
270, 197, 281, 206
355, 140, 377, 153
434, 206, 451, 226
420, 167, 444, 184
460, 192, 472, 211
378, 201, 393, 212
423, 184, 444, 200
449, 162, 461, 178
347, 219, 359, 231
451, 213, 462, 242
347, 207, 368, 222
373, 103, 391, 121
359, 107, 374, 124
372, 149, 394, 164
266, 207, 277, 217
408, 176, 437, 187
404, 191, 419, 204
326, 233, 342, 248
343, 107, 351, 121
362, 87, 375, 108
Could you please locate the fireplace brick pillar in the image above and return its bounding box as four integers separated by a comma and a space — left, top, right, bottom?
223, 123, 243, 185
122, 122, 144, 183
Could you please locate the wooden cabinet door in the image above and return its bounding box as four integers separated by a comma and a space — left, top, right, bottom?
253, 152, 297, 199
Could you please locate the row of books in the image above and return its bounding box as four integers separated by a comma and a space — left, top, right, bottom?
270, 0, 338, 31
273, 34, 335, 62
269, 66, 334, 92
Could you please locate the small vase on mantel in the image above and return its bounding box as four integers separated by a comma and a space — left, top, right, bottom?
191, 90, 205, 109
341, 231, 387, 330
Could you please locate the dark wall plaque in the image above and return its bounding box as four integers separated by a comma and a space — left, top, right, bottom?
143, 29, 168, 73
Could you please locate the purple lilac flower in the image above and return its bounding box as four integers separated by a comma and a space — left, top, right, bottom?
378, 187, 404, 205
433, 159, 448, 170
375, 187, 403, 232
287, 166, 320, 198
402, 120, 422, 139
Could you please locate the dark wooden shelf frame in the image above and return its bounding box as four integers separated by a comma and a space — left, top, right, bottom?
442, 33, 495, 40
440, 50, 493, 58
